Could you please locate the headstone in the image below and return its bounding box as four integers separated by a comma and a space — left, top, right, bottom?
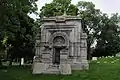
111, 56, 114, 57
110, 56, 112, 58
97, 61, 100, 63
92, 57, 97, 60
21, 58, 24, 65
111, 61, 114, 63
116, 53, 120, 57
105, 56, 108, 58
104, 61, 107, 63
116, 59, 119, 61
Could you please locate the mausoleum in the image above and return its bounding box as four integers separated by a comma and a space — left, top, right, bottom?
33, 16, 89, 75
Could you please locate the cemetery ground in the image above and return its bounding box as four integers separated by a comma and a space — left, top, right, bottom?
1, 57, 120, 80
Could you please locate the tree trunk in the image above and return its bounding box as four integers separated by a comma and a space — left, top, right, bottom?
9, 59, 13, 66
19, 58, 21, 66
0, 59, 2, 67
87, 44, 91, 60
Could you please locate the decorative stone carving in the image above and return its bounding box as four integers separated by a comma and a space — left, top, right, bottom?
49, 32, 69, 47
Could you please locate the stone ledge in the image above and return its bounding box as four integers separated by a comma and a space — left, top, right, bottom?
43, 16, 81, 22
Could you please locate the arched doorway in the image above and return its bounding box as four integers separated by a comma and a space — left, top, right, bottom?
53, 36, 65, 64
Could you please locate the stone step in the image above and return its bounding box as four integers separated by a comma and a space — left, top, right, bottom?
44, 65, 60, 74
43, 70, 60, 74
47, 65, 59, 69
44, 68, 60, 74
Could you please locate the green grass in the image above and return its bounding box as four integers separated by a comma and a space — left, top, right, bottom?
1, 57, 120, 80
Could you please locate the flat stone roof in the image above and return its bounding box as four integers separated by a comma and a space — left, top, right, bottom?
42, 16, 81, 22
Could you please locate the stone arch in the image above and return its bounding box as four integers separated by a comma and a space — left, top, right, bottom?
53, 36, 65, 44
49, 32, 69, 47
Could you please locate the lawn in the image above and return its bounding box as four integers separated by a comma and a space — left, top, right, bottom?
1, 57, 120, 80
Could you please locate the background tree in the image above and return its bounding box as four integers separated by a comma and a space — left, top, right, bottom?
77, 1, 102, 59
93, 13, 120, 57
40, 0, 78, 17
0, 0, 38, 65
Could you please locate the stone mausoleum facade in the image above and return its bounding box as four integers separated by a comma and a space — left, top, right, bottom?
33, 16, 89, 75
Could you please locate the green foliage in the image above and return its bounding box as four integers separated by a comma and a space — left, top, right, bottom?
77, 1, 102, 59
40, 0, 78, 17
0, 0, 38, 61
77, 1, 120, 57
0, 0, 38, 43
94, 13, 120, 56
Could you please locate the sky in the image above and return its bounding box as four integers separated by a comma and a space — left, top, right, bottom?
29, 0, 120, 19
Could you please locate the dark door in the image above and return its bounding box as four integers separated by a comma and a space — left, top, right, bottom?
53, 48, 60, 64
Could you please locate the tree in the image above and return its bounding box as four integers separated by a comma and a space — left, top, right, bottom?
40, 0, 78, 17
0, 0, 38, 40
93, 13, 120, 57
77, 1, 102, 59
0, 0, 38, 65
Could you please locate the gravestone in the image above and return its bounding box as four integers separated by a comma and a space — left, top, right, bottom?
21, 58, 24, 65
92, 57, 97, 60
33, 16, 89, 75
116, 53, 120, 57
